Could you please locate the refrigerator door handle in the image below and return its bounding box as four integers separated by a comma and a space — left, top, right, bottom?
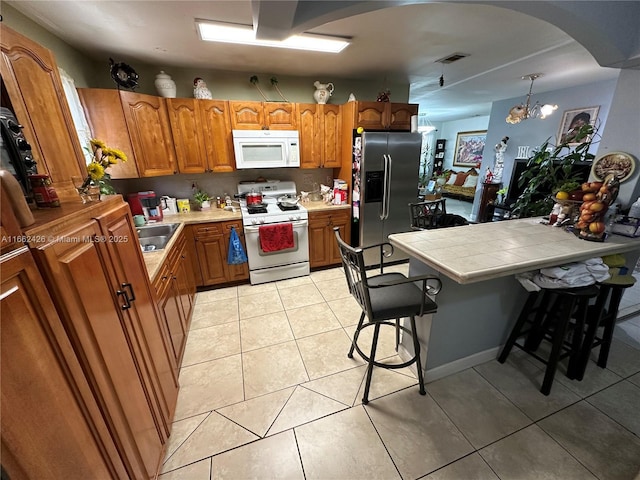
383, 154, 393, 220
379, 154, 388, 220
380, 154, 388, 220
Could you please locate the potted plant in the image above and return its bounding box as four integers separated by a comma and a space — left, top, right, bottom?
193, 189, 211, 210
511, 124, 597, 218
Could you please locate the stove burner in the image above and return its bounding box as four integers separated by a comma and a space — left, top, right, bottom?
277, 203, 299, 211
247, 205, 268, 214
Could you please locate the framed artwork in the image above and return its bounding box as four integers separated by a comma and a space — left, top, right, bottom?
557, 106, 600, 145
453, 130, 487, 167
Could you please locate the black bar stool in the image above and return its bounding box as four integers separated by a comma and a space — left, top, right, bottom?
574, 274, 637, 380
498, 285, 599, 395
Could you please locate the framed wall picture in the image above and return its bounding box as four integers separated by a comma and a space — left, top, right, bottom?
453, 130, 487, 168
557, 106, 600, 145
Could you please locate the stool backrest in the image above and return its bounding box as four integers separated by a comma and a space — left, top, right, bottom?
409, 199, 447, 230
333, 228, 374, 319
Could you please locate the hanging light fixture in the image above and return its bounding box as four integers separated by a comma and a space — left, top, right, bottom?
506, 73, 558, 124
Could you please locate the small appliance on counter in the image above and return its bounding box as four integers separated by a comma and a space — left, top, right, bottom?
127, 191, 163, 222
160, 196, 178, 215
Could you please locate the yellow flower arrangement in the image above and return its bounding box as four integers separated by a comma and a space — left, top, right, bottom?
81, 138, 128, 194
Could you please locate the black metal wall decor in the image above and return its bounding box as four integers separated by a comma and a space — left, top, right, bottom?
109, 58, 139, 90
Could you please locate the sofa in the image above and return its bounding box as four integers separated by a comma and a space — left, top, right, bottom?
438, 167, 479, 201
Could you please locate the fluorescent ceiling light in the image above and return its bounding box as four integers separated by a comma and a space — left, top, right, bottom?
417, 125, 436, 133
196, 20, 349, 53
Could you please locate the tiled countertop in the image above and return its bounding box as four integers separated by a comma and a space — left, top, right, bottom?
141, 201, 350, 280
388, 218, 640, 285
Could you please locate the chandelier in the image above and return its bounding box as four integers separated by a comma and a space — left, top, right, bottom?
506, 74, 558, 124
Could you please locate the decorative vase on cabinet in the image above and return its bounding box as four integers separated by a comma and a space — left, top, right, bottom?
154, 71, 177, 98
313, 81, 334, 104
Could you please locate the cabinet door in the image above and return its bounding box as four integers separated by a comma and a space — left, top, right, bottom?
328, 210, 351, 265
199, 99, 235, 172
178, 240, 196, 327
230, 101, 264, 130
77, 88, 139, 179
96, 203, 178, 433
308, 213, 331, 268
33, 220, 164, 479
309, 210, 351, 268
120, 91, 177, 176
298, 103, 320, 168
0, 25, 85, 191
156, 263, 186, 367
388, 103, 418, 130
167, 98, 209, 174
264, 102, 298, 130
1, 248, 123, 479
354, 102, 387, 129
193, 224, 228, 285
321, 104, 342, 168
222, 221, 249, 282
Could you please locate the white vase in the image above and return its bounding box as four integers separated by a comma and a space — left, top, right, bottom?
313, 81, 334, 104
154, 71, 176, 98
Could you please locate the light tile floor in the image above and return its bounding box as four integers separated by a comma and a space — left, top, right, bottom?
160, 265, 640, 480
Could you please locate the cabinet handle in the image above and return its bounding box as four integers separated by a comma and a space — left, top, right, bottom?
122, 282, 136, 304
116, 289, 131, 310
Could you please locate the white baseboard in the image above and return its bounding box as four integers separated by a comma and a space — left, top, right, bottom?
398, 345, 501, 383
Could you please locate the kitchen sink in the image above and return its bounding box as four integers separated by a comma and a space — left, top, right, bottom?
136, 223, 180, 252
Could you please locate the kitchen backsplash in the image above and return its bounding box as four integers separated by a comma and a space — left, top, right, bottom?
111, 168, 334, 200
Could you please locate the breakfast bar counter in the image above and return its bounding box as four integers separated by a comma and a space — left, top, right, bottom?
387, 219, 640, 379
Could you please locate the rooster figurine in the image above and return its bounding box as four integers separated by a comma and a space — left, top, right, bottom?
193, 77, 213, 99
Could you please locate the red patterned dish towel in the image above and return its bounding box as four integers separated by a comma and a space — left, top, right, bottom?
259, 223, 294, 252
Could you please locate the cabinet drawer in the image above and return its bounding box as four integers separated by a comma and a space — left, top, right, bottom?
153, 260, 172, 299
222, 221, 243, 234
193, 223, 223, 237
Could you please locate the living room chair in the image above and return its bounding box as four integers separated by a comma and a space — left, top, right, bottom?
409, 199, 447, 230
333, 227, 442, 404
409, 200, 469, 230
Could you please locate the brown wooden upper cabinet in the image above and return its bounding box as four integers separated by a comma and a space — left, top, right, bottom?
230, 101, 298, 130
166, 98, 235, 173
120, 91, 178, 177
343, 101, 418, 131
77, 88, 140, 179
298, 103, 341, 169
0, 25, 85, 196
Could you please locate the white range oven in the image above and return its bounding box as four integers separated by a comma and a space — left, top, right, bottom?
237, 180, 309, 285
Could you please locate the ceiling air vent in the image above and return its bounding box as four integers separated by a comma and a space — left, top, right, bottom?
435, 53, 469, 64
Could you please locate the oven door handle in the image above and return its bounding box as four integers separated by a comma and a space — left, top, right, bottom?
245, 220, 308, 232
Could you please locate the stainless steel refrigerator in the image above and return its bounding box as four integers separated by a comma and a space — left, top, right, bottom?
351, 131, 422, 265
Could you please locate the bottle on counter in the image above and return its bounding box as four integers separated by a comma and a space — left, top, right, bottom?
629, 197, 640, 218
0, 169, 35, 226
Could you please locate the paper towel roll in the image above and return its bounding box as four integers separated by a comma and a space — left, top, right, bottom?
410, 115, 418, 132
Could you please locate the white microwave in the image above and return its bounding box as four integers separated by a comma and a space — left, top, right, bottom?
232, 130, 300, 169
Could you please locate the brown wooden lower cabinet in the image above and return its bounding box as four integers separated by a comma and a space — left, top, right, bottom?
153, 229, 196, 368
308, 209, 351, 268
1, 198, 180, 479
190, 220, 249, 286
1, 247, 126, 479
